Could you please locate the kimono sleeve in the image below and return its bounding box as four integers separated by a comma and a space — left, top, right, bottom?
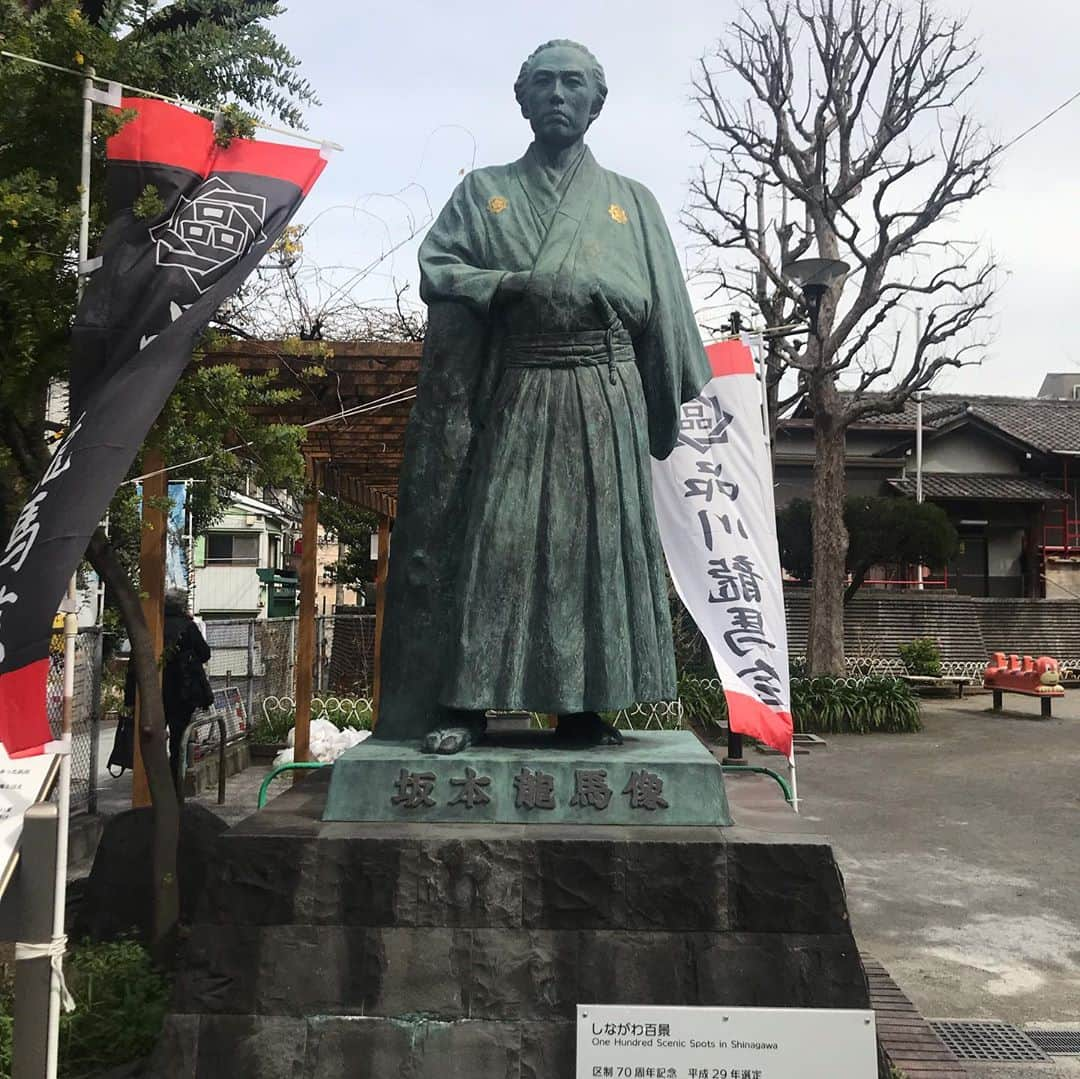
419, 175, 508, 315
632, 187, 710, 460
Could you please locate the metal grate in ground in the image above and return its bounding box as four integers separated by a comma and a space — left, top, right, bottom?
1027, 1029, 1080, 1054
930, 1019, 1049, 1062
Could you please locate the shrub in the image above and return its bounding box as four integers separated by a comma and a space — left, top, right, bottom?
677, 672, 729, 728
898, 637, 942, 677
251, 697, 374, 744
791, 676, 921, 734
0, 939, 171, 1077
251, 700, 295, 744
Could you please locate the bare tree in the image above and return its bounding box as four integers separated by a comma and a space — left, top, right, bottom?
216, 220, 428, 344
687, 0, 997, 674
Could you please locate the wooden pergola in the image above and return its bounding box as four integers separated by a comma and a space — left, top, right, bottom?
200, 338, 423, 759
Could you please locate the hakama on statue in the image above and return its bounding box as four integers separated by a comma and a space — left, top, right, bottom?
375, 146, 709, 739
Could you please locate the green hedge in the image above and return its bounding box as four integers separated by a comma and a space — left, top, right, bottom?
677, 673, 728, 728
676, 672, 919, 735
791, 676, 921, 734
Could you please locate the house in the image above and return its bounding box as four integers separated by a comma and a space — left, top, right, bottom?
313, 526, 363, 615
776, 392, 1080, 599
1038, 372, 1080, 400
191, 491, 300, 619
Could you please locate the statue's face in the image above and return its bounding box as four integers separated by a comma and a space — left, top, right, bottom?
519, 44, 599, 147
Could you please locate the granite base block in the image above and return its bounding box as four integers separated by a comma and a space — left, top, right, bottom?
161, 775, 869, 1077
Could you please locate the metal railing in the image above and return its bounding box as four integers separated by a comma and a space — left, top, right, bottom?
177, 714, 228, 805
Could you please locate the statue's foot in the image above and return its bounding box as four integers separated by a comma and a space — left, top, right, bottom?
554, 711, 624, 746
421, 713, 487, 755
421, 727, 477, 754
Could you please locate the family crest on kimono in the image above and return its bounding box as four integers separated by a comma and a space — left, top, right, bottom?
374, 39, 710, 754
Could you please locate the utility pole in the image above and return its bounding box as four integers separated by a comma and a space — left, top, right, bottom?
915, 307, 924, 591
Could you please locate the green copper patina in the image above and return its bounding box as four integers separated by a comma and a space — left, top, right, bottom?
374, 40, 709, 753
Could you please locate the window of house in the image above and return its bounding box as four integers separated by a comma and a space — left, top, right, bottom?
205, 532, 259, 565
268, 534, 280, 570
1072, 383, 1080, 400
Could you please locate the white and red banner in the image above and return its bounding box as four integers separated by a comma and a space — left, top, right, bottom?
652, 338, 793, 755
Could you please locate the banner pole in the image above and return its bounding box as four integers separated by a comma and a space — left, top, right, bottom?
748, 331, 800, 814
43, 66, 97, 1079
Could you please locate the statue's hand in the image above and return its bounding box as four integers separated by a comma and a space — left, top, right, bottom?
496, 271, 531, 304
495, 270, 560, 306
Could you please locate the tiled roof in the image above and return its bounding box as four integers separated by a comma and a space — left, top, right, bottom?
791, 393, 1080, 454
965, 400, 1080, 455
887, 473, 1069, 502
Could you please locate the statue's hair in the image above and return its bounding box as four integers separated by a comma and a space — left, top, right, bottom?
514, 40, 607, 115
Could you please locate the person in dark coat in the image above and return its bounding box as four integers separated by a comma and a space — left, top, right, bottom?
124, 590, 212, 792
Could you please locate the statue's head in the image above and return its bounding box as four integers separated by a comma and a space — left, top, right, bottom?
514, 40, 607, 148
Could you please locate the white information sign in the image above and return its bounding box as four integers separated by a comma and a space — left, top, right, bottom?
0, 742, 56, 897
577, 1005, 877, 1079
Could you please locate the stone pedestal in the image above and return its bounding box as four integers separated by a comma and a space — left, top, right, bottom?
155, 772, 869, 1078
324, 731, 731, 826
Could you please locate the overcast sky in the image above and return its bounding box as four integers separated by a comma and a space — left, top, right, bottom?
270, 0, 1080, 397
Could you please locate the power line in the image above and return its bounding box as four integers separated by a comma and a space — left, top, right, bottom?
0, 49, 343, 151
998, 87, 1080, 155
127, 384, 418, 485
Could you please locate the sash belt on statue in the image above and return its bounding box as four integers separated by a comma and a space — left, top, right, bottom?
505, 328, 635, 384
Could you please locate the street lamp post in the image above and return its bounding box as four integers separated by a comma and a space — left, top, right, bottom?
781, 257, 851, 338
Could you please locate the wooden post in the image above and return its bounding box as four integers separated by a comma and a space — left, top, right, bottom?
135, 445, 166, 808
372, 514, 390, 727
293, 463, 319, 763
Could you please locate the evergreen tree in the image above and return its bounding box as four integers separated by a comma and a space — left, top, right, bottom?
0, 0, 316, 957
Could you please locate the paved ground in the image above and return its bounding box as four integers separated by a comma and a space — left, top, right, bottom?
741, 688, 1080, 1076
92, 725, 275, 826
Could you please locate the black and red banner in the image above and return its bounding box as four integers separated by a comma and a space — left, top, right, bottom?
0, 98, 327, 753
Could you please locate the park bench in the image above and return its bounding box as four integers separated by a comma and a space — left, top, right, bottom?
899, 673, 974, 698
988, 685, 1061, 717
983, 652, 1065, 718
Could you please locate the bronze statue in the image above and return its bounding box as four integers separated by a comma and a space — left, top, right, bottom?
374, 40, 709, 753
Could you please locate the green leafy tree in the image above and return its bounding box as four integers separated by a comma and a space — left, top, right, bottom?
0, 0, 315, 522
0, 0, 315, 959
776, 498, 813, 584
778, 496, 960, 602
318, 493, 377, 595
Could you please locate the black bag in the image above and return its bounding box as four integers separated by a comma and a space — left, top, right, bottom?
166, 624, 214, 711
178, 647, 214, 710
107, 713, 135, 777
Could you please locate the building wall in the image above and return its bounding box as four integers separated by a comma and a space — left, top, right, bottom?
314, 527, 361, 614
921, 428, 1020, 474
1038, 373, 1080, 399
1045, 557, 1080, 599
988, 527, 1025, 581
194, 565, 262, 615
192, 505, 296, 618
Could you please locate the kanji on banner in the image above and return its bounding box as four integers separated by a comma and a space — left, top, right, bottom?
652, 338, 793, 755
0, 98, 328, 754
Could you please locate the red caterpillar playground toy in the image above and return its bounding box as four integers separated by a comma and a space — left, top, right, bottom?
983, 653, 1065, 717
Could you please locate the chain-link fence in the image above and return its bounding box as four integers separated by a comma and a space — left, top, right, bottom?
204, 613, 691, 739
46, 627, 102, 815
202, 613, 377, 725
